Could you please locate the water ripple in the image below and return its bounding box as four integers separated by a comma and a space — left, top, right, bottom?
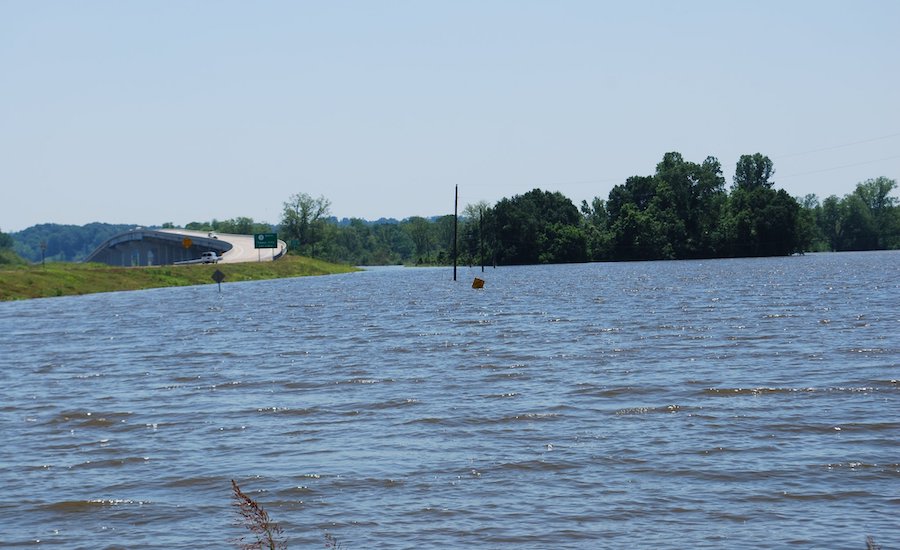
1, 253, 898, 549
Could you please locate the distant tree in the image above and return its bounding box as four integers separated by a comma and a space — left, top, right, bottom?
795, 194, 827, 252
460, 201, 491, 265
280, 193, 331, 256
489, 188, 584, 265
0, 228, 26, 265
854, 176, 898, 212
0, 228, 13, 250
812, 178, 899, 251
326, 218, 373, 264
819, 195, 844, 251
580, 197, 612, 261
371, 222, 414, 264
840, 194, 879, 250
431, 214, 457, 263
607, 175, 656, 222
184, 221, 211, 231
184, 217, 273, 235
403, 216, 434, 262
609, 203, 671, 260
733, 153, 775, 191
853, 177, 899, 248
721, 186, 800, 256
539, 223, 589, 263
604, 153, 727, 259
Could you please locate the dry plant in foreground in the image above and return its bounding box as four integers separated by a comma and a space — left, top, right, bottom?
324, 532, 344, 549
231, 479, 287, 550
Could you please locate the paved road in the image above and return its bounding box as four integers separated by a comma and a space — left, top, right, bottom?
159, 229, 287, 264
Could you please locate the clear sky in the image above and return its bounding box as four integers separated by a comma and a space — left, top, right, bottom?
2, 0, 899, 232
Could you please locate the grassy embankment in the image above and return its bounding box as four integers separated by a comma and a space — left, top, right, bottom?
0, 255, 359, 301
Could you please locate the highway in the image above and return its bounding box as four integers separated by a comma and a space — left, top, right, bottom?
158, 229, 287, 264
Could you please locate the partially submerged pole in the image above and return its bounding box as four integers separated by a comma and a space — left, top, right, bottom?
453, 185, 458, 281
479, 209, 484, 273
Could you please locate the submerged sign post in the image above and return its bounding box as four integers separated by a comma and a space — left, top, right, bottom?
254, 233, 278, 261
211, 269, 225, 292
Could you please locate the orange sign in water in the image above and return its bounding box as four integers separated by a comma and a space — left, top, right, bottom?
472, 277, 485, 289
182, 237, 193, 249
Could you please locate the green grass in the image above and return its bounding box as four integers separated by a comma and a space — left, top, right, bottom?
0, 255, 359, 301
0, 249, 27, 267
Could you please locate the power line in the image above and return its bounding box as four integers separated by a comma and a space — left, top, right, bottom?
779, 154, 900, 179
460, 131, 900, 195
775, 132, 900, 159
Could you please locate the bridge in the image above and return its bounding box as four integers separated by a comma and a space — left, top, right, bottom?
84, 228, 288, 266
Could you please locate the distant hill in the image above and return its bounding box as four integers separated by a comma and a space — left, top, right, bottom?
12, 223, 141, 263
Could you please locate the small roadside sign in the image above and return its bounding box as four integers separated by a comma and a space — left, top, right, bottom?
182, 237, 193, 249
212, 269, 225, 292
254, 233, 277, 249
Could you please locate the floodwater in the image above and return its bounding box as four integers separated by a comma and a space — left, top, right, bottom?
0, 251, 897, 549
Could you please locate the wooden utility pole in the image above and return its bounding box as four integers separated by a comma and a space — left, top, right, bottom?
479, 210, 484, 272
453, 185, 458, 281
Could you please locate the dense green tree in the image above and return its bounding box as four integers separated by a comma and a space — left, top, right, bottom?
854, 176, 897, 212
606, 175, 656, 223
459, 201, 491, 266
580, 198, 612, 260
795, 194, 827, 252
538, 223, 588, 264
602, 153, 727, 259
489, 189, 584, 265
323, 218, 371, 264
0, 228, 13, 250
819, 195, 844, 251
371, 223, 414, 264
609, 203, 671, 260
840, 194, 879, 250
404, 216, 434, 262
811, 178, 899, 251
692, 156, 729, 255
853, 177, 899, 248
720, 154, 801, 256
733, 153, 775, 191
185, 217, 273, 235
0, 228, 26, 266
721, 186, 800, 256
280, 193, 332, 256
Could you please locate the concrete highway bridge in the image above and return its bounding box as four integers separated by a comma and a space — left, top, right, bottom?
84, 228, 287, 266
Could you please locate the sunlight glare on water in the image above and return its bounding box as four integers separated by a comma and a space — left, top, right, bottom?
0, 252, 898, 549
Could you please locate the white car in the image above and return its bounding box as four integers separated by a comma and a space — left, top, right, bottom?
200, 251, 220, 264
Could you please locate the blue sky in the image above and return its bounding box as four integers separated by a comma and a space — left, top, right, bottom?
2, 0, 899, 231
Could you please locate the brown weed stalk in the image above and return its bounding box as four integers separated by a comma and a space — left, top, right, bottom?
324, 532, 343, 549
231, 479, 287, 550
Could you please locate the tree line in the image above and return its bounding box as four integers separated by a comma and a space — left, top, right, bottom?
277, 152, 899, 266
4, 151, 897, 266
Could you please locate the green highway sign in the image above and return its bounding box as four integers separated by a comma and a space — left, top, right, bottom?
254, 233, 278, 249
